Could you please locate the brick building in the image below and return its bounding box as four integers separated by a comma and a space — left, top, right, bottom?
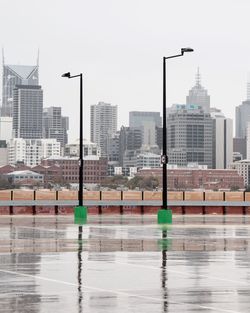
0, 164, 62, 186
32, 164, 63, 185
136, 168, 244, 190
41, 156, 108, 184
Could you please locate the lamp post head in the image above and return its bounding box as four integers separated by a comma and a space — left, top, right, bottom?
181, 47, 194, 55
61, 72, 71, 78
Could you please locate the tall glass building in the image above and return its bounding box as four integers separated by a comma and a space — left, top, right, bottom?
13, 85, 43, 139
129, 111, 162, 147
235, 83, 250, 138
2, 55, 39, 117
90, 102, 117, 157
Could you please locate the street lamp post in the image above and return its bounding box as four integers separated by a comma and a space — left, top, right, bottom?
62, 72, 87, 220
158, 48, 194, 224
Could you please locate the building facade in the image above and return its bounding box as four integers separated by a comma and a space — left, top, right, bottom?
107, 131, 120, 162
236, 100, 250, 139
167, 105, 213, 168
211, 110, 233, 168
0, 140, 8, 166
137, 168, 244, 190
0, 117, 12, 141
43, 107, 69, 148
8, 138, 60, 166
41, 156, 107, 184
5, 170, 44, 186
12, 85, 43, 139
186, 68, 210, 113
2, 57, 39, 117
64, 139, 101, 158
119, 126, 143, 166
233, 137, 247, 160
90, 102, 117, 157
235, 83, 250, 139
136, 153, 161, 169
129, 111, 161, 147
231, 160, 250, 187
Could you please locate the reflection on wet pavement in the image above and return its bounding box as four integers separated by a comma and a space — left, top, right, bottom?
0, 215, 250, 312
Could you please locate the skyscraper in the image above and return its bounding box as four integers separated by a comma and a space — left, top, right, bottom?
43, 107, 69, 148
2, 52, 39, 117
167, 104, 213, 168
119, 126, 143, 166
235, 81, 250, 138
186, 68, 210, 113
211, 110, 233, 169
129, 111, 162, 147
90, 101, 117, 157
12, 85, 43, 139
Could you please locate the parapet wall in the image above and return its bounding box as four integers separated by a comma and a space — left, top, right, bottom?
0, 190, 249, 215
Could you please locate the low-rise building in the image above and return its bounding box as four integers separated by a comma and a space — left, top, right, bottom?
5, 170, 44, 186
231, 160, 250, 187
136, 153, 161, 169
64, 139, 101, 158
136, 168, 244, 190
0, 140, 8, 166
41, 156, 107, 184
8, 138, 61, 166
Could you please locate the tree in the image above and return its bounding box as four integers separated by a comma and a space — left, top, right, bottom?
102, 175, 128, 189
126, 176, 159, 190
230, 185, 240, 191
0, 177, 14, 189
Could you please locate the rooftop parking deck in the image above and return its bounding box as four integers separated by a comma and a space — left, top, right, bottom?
0, 215, 250, 312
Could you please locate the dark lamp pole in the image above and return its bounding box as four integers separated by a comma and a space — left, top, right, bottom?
62, 72, 86, 217
162, 48, 193, 211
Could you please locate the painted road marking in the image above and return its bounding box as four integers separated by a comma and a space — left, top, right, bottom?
0, 268, 243, 313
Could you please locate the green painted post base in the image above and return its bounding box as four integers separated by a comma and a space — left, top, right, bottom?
157, 209, 172, 224
74, 206, 88, 220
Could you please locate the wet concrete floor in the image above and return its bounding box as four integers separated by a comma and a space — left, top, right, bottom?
0, 215, 250, 312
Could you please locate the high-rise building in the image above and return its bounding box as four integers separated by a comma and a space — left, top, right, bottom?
119, 126, 143, 166
186, 68, 210, 113
233, 137, 246, 159
129, 111, 162, 147
246, 122, 250, 159
211, 110, 233, 169
2, 54, 39, 117
167, 104, 213, 168
12, 85, 43, 139
235, 82, 250, 138
90, 102, 117, 157
43, 107, 69, 148
107, 131, 120, 162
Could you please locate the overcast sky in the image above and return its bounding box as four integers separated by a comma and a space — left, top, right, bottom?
1, 0, 250, 141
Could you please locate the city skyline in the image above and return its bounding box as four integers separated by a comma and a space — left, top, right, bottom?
1, 0, 250, 142
1, 56, 249, 143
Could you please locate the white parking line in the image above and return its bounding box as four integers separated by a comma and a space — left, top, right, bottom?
0, 268, 242, 313
114, 261, 249, 286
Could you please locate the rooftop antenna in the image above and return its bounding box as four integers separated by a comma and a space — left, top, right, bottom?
2, 47, 4, 65
196, 67, 201, 86
37, 48, 39, 67
247, 72, 250, 101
